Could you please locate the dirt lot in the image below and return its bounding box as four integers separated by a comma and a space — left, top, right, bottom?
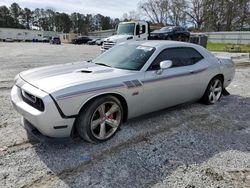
0, 43, 250, 188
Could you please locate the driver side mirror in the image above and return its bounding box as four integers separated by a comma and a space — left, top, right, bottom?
160, 60, 172, 69
156, 60, 172, 75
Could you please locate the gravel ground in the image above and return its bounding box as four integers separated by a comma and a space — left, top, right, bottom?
0, 43, 249, 188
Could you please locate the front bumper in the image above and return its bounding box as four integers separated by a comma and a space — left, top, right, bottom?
21, 118, 71, 143
11, 84, 75, 139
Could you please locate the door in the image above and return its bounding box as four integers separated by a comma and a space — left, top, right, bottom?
142, 47, 206, 114
135, 23, 148, 41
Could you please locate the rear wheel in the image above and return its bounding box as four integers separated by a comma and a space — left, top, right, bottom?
76, 96, 123, 143
202, 77, 223, 105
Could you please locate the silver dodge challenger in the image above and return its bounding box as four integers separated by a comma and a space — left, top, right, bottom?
11, 41, 235, 143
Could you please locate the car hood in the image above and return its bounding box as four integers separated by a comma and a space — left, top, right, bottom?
104, 34, 133, 42
151, 30, 169, 34
19, 62, 134, 93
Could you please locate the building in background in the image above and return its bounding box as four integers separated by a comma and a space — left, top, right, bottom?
60, 33, 78, 44
0, 28, 61, 41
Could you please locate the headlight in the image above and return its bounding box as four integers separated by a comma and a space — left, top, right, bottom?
21, 90, 45, 111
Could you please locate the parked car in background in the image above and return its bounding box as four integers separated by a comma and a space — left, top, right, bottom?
50, 37, 61, 45
11, 41, 235, 143
151, 26, 190, 41
42, 37, 50, 43
88, 38, 100, 45
96, 39, 104, 46
5, 38, 14, 42
72, 36, 91, 45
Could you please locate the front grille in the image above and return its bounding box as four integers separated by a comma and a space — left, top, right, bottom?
102, 41, 115, 50
21, 90, 45, 111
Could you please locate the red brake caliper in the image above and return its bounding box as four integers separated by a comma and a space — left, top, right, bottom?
108, 113, 114, 120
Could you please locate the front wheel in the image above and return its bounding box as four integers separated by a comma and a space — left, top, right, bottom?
202, 77, 223, 105
76, 96, 123, 143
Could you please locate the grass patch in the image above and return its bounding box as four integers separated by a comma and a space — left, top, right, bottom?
207, 42, 250, 53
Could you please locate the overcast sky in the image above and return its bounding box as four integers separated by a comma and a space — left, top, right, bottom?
0, 0, 141, 18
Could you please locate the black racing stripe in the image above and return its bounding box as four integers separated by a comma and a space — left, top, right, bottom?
142, 68, 207, 84
52, 84, 125, 119
142, 72, 189, 84
57, 83, 125, 100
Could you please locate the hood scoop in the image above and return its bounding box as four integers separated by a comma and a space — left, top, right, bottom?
80, 70, 92, 73
75, 69, 92, 73
74, 65, 114, 74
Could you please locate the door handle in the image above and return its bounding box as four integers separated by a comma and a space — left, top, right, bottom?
189, 70, 195, 74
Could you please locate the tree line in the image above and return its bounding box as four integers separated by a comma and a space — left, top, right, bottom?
138, 0, 250, 31
0, 2, 120, 34
0, 1, 250, 33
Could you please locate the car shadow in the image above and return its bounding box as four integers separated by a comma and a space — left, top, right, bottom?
30, 94, 250, 187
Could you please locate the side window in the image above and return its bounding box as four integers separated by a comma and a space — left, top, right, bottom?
149, 47, 204, 70
136, 25, 140, 35
184, 48, 204, 65
141, 25, 146, 34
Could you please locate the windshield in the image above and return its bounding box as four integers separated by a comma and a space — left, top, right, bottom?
93, 44, 155, 71
117, 23, 135, 35
160, 27, 173, 31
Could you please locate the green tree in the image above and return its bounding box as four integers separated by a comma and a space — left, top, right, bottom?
0, 5, 15, 27
55, 13, 72, 33
22, 8, 32, 29
100, 16, 112, 30
10, 2, 22, 27
71, 12, 86, 33
46, 9, 56, 31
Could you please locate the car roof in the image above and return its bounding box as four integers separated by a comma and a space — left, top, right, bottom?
126, 40, 199, 49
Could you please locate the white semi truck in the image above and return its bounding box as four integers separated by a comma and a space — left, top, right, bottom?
101, 21, 150, 52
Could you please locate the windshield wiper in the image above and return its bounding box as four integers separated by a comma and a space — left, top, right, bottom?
95, 63, 111, 67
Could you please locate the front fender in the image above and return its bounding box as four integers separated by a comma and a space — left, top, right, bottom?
77, 91, 128, 115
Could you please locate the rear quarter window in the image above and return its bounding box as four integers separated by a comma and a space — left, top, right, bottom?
149, 47, 204, 70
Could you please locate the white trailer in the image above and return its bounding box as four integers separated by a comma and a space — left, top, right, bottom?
0, 28, 60, 42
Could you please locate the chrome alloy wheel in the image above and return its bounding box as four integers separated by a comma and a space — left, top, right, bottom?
208, 79, 223, 104
90, 101, 122, 140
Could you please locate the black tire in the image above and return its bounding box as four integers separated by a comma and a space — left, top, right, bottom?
182, 36, 189, 42
166, 36, 172, 40
202, 76, 223, 105
76, 95, 123, 143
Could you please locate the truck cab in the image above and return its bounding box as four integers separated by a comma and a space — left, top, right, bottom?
101, 21, 150, 52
